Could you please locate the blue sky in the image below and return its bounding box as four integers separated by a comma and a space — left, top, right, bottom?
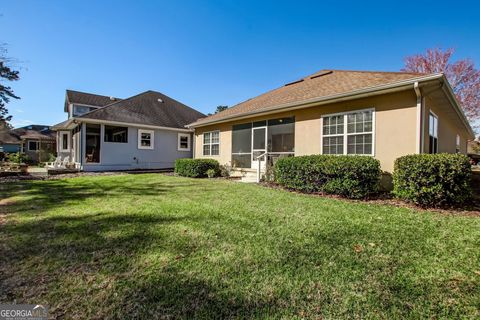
1, 0, 479, 128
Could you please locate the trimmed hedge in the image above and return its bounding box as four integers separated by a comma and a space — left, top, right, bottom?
393, 153, 472, 207
274, 155, 381, 199
174, 159, 220, 178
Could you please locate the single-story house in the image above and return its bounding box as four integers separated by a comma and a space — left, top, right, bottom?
0, 128, 21, 154
0, 125, 56, 162
52, 89, 205, 171
187, 70, 475, 176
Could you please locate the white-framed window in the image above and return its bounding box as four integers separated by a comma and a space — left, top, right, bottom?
177, 133, 191, 151
203, 131, 220, 156
138, 129, 154, 150
321, 109, 374, 155
456, 134, 461, 153
28, 140, 39, 151
429, 112, 438, 154
59, 131, 70, 152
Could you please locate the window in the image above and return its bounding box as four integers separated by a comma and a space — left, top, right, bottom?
322, 109, 374, 155
178, 133, 191, 151
429, 112, 438, 154
72, 104, 97, 117
59, 132, 70, 152
138, 129, 154, 149
28, 141, 38, 151
456, 134, 461, 153
203, 131, 219, 156
105, 126, 128, 143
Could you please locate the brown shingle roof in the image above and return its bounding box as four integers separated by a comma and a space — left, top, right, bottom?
12, 125, 56, 141
189, 69, 429, 126
64, 90, 122, 112
78, 90, 206, 129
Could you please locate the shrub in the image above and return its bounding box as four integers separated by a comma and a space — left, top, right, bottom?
393, 153, 472, 207
6, 152, 30, 164
174, 159, 220, 178
206, 168, 216, 178
219, 164, 231, 177
274, 155, 381, 199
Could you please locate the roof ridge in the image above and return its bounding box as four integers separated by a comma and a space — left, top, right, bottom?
66, 89, 121, 100
326, 69, 427, 75
76, 90, 151, 118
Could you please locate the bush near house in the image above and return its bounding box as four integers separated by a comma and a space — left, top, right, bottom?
393, 153, 472, 207
174, 158, 220, 178
274, 155, 381, 199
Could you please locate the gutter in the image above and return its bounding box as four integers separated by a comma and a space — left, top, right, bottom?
54, 118, 193, 133
414, 82, 423, 153
187, 73, 444, 128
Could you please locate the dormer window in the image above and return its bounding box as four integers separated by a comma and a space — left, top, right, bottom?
72, 104, 98, 117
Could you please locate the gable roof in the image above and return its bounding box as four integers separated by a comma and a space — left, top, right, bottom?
64, 90, 122, 112
188, 69, 432, 127
77, 90, 206, 129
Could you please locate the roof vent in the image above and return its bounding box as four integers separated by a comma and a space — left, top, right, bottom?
157, 98, 164, 103
310, 70, 333, 79
109, 97, 116, 101
284, 79, 304, 86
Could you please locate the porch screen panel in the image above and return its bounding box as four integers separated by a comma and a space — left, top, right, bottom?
232, 123, 252, 168
267, 117, 295, 153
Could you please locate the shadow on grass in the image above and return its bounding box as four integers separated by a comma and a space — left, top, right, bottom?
0, 176, 210, 215
0, 207, 284, 318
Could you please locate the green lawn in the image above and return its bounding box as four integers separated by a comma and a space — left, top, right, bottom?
0, 174, 479, 319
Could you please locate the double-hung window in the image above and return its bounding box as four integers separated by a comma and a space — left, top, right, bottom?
203, 131, 219, 156
138, 129, 154, 149
322, 109, 374, 155
178, 133, 191, 151
429, 112, 438, 154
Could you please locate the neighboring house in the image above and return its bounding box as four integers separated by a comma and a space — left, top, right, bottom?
52, 90, 205, 171
0, 128, 21, 154
188, 70, 475, 173
468, 140, 480, 164
0, 125, 56, 162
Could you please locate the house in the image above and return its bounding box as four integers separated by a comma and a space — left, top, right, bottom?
52, 89, 205, 171
0, 125, 56, 162
0, 128, 21, 154
468, 140, 480, 164
187, 70, 475, 176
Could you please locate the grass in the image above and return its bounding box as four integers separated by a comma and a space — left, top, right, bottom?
0, 174, 479, 319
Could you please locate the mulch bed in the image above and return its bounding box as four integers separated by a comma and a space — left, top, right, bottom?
260, 181, 480, 217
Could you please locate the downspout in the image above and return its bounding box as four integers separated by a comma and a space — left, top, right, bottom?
414, 82, 423, 153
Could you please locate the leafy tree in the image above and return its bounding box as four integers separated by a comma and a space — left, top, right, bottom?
214, 105, 228, 114
402, 48, 480, 132
0, 44, 20, 123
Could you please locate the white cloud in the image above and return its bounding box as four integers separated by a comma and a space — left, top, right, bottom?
14, 108, 25, 113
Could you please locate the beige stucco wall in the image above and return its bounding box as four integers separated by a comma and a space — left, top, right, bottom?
423, 96, 470, 154
194, 90, 420, 172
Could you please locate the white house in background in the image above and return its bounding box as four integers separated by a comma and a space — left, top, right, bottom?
52, 89, 205, 171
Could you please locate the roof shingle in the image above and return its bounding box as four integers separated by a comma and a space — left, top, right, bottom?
64, 90, 122, 112
189, 69, 429, 126
78, 90, 206, 129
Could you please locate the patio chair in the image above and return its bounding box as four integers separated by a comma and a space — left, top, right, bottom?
61, 156, 70, 168
47, 156, 62, 169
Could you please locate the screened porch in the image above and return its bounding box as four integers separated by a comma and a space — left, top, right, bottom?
231, 117, 295, 169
